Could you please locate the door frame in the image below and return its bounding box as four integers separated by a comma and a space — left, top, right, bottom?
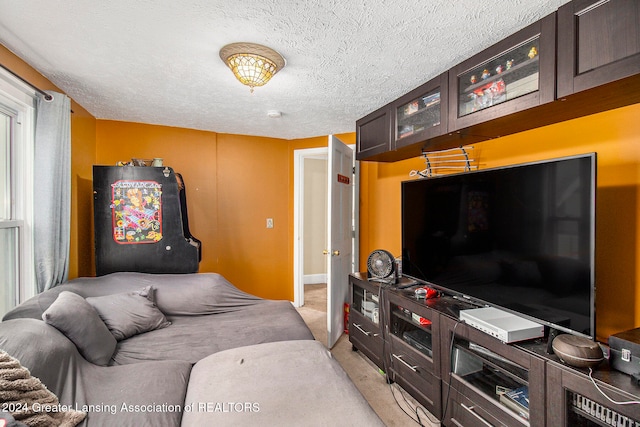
293, 144, 358, 308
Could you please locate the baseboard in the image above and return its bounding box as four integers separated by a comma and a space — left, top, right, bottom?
304, 274, 327, 285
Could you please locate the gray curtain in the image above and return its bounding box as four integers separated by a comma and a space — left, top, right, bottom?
34, 91, 71, 292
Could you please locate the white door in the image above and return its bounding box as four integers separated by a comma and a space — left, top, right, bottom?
326, 135, 354, 348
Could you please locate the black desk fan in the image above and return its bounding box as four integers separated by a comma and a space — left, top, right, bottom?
366, 249, 397, 284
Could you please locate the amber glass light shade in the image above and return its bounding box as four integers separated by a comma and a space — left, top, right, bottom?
220, 43, 285, 92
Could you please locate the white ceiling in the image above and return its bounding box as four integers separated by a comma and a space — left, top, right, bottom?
0, 0, 570, 140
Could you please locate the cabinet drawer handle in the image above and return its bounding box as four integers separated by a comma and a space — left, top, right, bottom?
354, 323, 379, 337
460, 403, 494, 427
392, 353, 418, 372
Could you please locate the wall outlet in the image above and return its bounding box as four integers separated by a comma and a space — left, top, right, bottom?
266, 218, 274, 229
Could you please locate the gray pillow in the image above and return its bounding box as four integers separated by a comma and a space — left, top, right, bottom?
86, 285, 171, 341
42, 291, 116, 365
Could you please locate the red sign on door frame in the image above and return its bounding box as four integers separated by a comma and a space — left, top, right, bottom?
337, 174, 350, 185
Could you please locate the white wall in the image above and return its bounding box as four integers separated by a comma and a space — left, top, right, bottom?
303, 157, 327, 282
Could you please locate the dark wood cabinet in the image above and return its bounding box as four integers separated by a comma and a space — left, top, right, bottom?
349, 273, 385, 370
355, 1, 640, 163
355, 104, 392, 161
440, 315, 547, 427
445, 384, 510, 427
357, 13, 558, 162
546, 361, 640, 426
557, 0, 640, 98
356, 73, 450, 162
349, 272, 640, 426
386, 288, 442, 417
448, 12, 556, 135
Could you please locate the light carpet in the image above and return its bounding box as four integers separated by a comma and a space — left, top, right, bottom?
295, 284, 440, 427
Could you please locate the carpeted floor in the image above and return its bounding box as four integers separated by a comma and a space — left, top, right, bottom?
295, 284, 440, 427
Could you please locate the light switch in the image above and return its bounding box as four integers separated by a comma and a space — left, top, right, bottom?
266, 218, 274, 229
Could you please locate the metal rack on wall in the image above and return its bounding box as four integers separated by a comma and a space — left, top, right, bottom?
409, 146, 477, 178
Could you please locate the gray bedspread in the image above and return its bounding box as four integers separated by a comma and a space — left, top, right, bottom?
3, 272, 314, 366
4, 272, 272, 320
112, 300, 313, 365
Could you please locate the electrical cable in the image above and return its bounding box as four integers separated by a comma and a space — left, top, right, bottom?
388, 382, 423, 425
380, 284, 427, 426
400, 384, 438, 426
382, 281, 441, 426
588, 368, 640, 405
440, 319, 463, 424
379, 284, 422, 425
395, 382, 425, 426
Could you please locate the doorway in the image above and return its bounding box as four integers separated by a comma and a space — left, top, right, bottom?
293, 144, 358, 309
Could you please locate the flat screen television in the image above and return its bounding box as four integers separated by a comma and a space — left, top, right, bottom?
401, 153, 596, 339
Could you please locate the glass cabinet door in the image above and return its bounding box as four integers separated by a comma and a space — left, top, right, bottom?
452, 337, 530, 422
352, 285, 379, 325
392, 72, 448, 151
396, 88, 441, 141
448, 13, 555, 131
457, 37, 540, 118
390, 303, 433, 357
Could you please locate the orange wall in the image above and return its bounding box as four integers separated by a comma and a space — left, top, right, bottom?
0, 45, 97, 279
95, 122, 331, 301
94, 126, 354, 301
215, 133, 290, 299
95, 121, 218, 271
359, 103, 640, 342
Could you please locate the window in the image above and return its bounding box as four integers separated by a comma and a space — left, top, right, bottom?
0, 70, 36, 317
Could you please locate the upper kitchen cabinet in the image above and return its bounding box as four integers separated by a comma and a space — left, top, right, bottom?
448, 13, 556, 133
356, 103, 392, 161
392, 72, 448, 152
557, 0, 640, 98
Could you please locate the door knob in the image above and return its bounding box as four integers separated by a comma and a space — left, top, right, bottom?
323, 250, 340, 256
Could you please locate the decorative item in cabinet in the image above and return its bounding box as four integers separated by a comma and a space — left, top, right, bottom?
457, 40, 540, 117
393, 72, 448, 151
397, 94, 438, 139
448, 12, 555, 132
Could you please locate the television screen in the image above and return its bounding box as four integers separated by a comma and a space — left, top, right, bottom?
402, 154, 596, 339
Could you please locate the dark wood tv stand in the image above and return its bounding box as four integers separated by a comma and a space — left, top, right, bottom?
349, 273, 640, 426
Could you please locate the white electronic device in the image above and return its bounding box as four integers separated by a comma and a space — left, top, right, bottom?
460, 307, 544, 343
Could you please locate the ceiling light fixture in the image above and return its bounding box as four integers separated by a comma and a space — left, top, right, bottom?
219, 42, 286, 93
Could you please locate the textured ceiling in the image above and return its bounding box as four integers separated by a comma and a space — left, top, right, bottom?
0, 0, 570, 140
